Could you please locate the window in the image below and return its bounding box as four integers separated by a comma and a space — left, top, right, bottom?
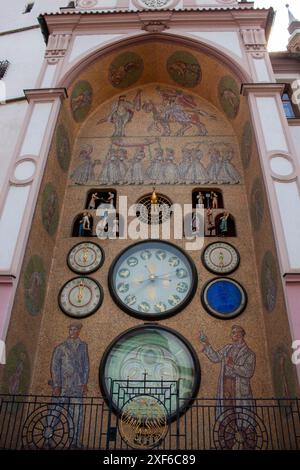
23, 3, 34, 13
0, 60, 9, 80
282, 84, 299, 119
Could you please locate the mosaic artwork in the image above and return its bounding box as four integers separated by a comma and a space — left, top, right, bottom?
41, 182, 59, 236
218, 76, 240, 119
1, 342, 30, 394
260, 251, 277, 313
24, 255, 46, 316
167, 51, 202, 88
71, 80, 93, 122
70, 86, 241, 186
272, 344, 298, 400
250, 177, 264, 231
71, 140, 241, 186
109, 52, 144, 88
241, 121, 253, 169
199, 325, 256, 417
56, 123, 71, 172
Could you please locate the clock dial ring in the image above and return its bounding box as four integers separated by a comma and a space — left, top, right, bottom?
108, 240, 198, 320
67, 242, 104, 274
58, 276, 103, 318
202, 242, 239, 275
201, 277, 247, 320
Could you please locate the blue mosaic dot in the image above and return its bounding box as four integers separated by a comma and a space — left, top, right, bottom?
206, 280, 242, 315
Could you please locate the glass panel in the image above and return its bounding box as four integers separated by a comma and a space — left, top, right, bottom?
102, 327, 199, 415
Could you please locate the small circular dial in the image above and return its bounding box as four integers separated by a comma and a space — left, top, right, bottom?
67, 242, 104, 274
58, 277, 103, 318
108, 240, 197, 320
201, 277, 247, 320
202, 242, 239, 275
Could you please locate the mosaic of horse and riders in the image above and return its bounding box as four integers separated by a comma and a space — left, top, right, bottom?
67, 50, 244, 188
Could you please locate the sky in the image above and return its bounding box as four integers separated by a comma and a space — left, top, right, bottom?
254, 1, 300, 51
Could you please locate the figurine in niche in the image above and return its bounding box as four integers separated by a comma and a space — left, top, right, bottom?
205, 192, 211, 209
211, 191, 218, 209
88, 192, 100, 210
78, 212, 92, 237
107, 191, 115, 207
219, 211, 230, 236
207, 208, 215, 235
196, 191, 204, 207
71, 144, 97, 185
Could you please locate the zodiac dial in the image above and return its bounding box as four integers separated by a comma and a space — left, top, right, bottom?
67, 242, 104, 274
108, 241, 198, 319
58, 277, 103, 318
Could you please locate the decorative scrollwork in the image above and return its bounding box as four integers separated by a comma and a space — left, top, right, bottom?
213, 408, 268, 450
22, 405, 75, 450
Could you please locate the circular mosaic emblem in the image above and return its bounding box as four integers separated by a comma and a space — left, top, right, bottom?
260, 251, 277, 313
1, 342, 30, 394
70, 80, 93, 122
272, 344, 298, 403
213, 408, 268, 450
250, 177, 264, 231
24, 255, 46, 316
41, 183, 59, 236
201, 278, 247, 319
56, 123, 71, 172
109, 52, 144, 88
119, 395, 168, 449
22, 405, 75, 450
241, 121, 253, 169
167, 51, 202, 88
218, 76, 240, 119
202, 242, 240, 275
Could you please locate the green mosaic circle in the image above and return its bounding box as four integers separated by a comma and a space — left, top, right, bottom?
167, 51, 201, 88
109, 52, 144, 88
24, 255, 46, 316
41, 182, 59, 236
218, 75, 240, 119
261, 251, 277, 313
56, 123, 71, 172
1, 342, 30, 394
241, 121, 253, 169
70, 80, 93, 122
250, 177, 264, 231
273, 344, 297, 399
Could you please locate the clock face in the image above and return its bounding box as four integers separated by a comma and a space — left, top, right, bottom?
108, 241, 197, 319
99, 325, 201, 419
201, 277, 247, 320
67, 242, 104, 274
202, 242, 239, 275
58, 277, 103, 318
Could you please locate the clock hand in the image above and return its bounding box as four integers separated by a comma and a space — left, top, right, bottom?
77, 281, 85, 302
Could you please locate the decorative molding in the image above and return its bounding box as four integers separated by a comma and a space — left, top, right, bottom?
24, 88, 68, 102
141, 21, 170, 32
45, 34, 72, 64
241, 83, 285, 96
240, 28, 267, 53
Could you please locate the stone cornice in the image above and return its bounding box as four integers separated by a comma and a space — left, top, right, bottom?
24, 88, 68, 102
40, 7, 273, 38
241, 83, 285, 96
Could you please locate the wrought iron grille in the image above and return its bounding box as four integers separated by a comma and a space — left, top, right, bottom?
1, 382, 300, 450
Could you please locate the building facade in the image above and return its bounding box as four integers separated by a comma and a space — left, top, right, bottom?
0, 0, 300, 450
